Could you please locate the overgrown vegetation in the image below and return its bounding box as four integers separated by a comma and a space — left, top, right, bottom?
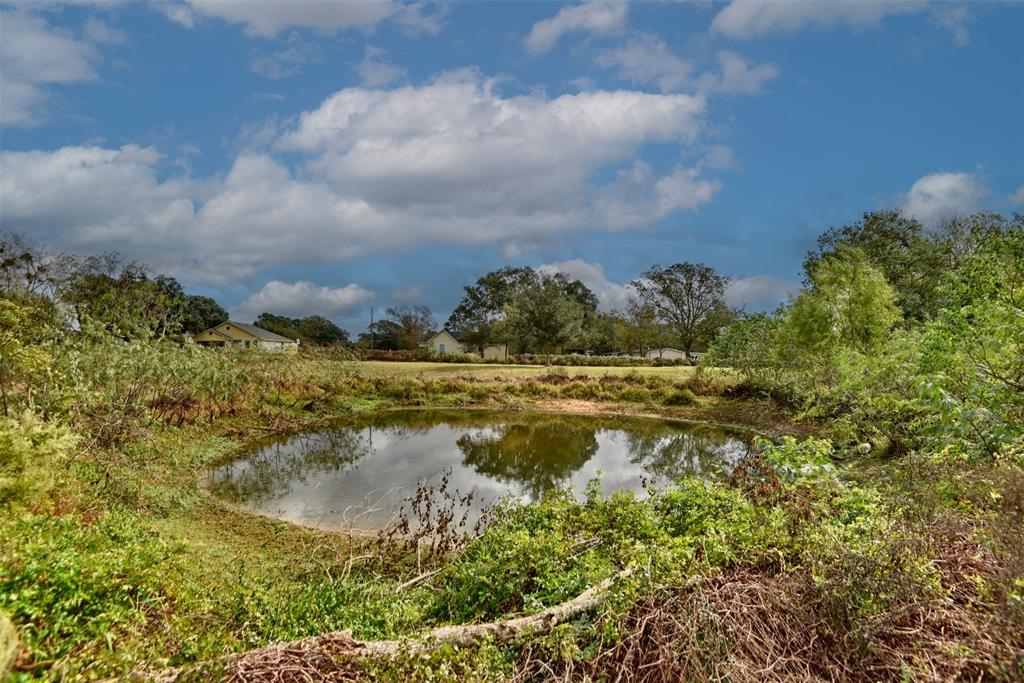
0, 212, 1022, 681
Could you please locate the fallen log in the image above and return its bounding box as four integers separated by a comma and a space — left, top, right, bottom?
133, 567, 633, 682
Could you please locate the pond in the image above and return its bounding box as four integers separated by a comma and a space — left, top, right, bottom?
207, 410, 756, 531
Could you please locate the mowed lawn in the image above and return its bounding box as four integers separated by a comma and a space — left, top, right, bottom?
354, 360, 714, 381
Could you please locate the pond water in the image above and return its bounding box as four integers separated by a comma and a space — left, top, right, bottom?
207, 410, 756, 531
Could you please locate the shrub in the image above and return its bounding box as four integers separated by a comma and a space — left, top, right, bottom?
0, 511, 177, 677
663, 387, 698, 406
0, 412, 77, 507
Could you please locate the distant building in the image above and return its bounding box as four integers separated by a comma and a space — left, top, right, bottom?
420, 330, 508, 361
192, 321, 298, 352
645, 347, 704, 360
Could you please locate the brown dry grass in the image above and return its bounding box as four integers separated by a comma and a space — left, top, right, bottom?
513, 517, 1023, 683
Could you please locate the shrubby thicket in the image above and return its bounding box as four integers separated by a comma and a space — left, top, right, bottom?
707, 211, 1023, 460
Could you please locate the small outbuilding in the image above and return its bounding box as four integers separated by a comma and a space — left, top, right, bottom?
192, 321, 298, 352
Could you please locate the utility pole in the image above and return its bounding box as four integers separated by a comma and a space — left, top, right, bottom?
369, 306, 375, 351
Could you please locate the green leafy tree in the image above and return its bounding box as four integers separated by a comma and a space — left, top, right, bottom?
253, 313, 302, 340
787, 246, 902, 354
631, 262, 733, 357
916, 222, 1024, 456
296, 315, 350, 344
582, 311, 620, 354
152, 276, 228, 334
356, 319, 403, 350
504, 274, 590, 354
254, 313, 350, 344
447, 267, 537, 352
614, 297, 667, 356
804, 210, 1014, 322
447, 267, 598, 353
60, 254, 180, 339
179, 295, 228, 334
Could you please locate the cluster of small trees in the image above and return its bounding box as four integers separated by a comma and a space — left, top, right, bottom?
358, 263, 738, 356
1, 236, 229, 339
253, 313, 350, 345
708, 209, 1022, 458
0, 235, 362, 349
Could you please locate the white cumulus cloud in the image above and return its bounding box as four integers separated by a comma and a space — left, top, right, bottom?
537, 259, 633, 312
595, 34, 693, 92
698, 51, 779, 95
725, 275, 799, 312
525, 0, 628, 55
0, 72, 723, 282
711, 0, 926, 39
0, 10, 100, 125
901, 171, 986, 225
355, 46, 407, 87
232, 280, 374, 322
173, 0, 399, 37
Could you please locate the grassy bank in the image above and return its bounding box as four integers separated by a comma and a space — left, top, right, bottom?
1, 349, 1022, 681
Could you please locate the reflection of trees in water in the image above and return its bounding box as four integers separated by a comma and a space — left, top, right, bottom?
208, 428, 373, 504
456, 415, 599, 500
208, 411, 754, 513
621, 422, 751, 482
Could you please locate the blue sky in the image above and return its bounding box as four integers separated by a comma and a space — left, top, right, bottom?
1, 0, 1022, 334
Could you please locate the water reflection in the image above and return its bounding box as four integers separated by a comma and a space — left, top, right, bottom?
207, 410, 754, 531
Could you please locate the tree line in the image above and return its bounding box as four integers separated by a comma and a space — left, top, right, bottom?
358, 263, 735, 356
0, 235, 352, 345
357, 210, 1020, 360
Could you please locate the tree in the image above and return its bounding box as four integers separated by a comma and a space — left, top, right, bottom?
385, 305, 436, 350
802, 210, 1014, 322
296, 315, 350, 345
631, 263, 732, 357
614, 297, 666, 356
356, 319, 402, 350
152, 275, 228, 334
583, 311, 620, 355
787, 246, 901, 354
60, 254, 180, 338
505, 274, 589, 354
180, 295, 228, 335
447, 267, 537, 352
1, 233, 55, 298
254, 313, 301, 340
447, 267, 599, 354
254, 313, 350, 345
915, 223, 1024, 455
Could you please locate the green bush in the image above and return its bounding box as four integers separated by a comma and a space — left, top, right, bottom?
430, 495, 616, 622
0, 511, 177, 677
0, 412, 77, 506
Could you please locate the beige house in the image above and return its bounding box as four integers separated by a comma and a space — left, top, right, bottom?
193, 321, 299, 352
420, 330, 508, 361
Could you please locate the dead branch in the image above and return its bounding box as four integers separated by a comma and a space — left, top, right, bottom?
130, 567, 633, 682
